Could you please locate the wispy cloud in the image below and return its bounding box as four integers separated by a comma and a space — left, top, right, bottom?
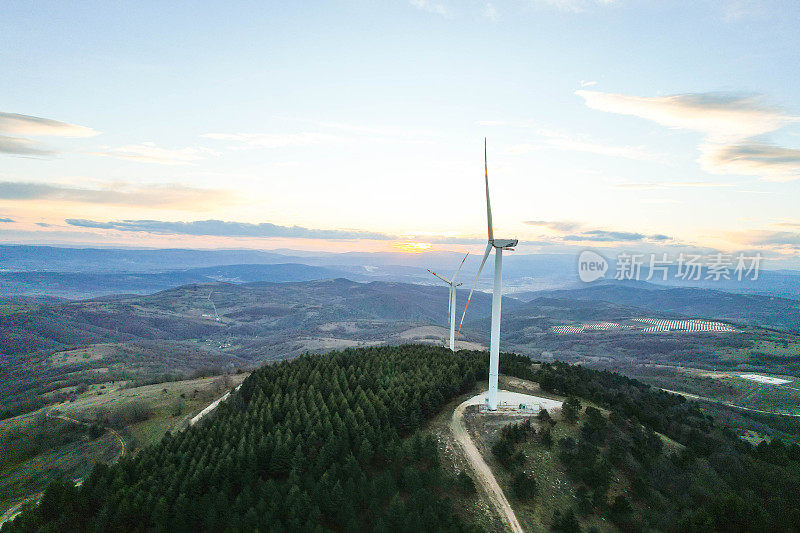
0, 135, 55, 156
65, 218, 396, 241
523, 220, 583, 232
0, 181, 234, 208
576, 90, 792, 141
580, 80, 598, 87
509, 128, 656, 161
91, 142, 218, 165
475, 120, 509, 126
0, 218, 13, 223
563, 229, 671, 242
483, 2, 498, 20
698, 141, 800, 182
410, 0, 449, 17
730, 230, 800, 248
0, 112, 100, 138
202, 132, 344, 150
576, 90, 800, 181
533, 0, 616, 13
614, 181, 734, 190
773, 220, 800, 229
524, 219, 671, 243
0, 111, 100, 158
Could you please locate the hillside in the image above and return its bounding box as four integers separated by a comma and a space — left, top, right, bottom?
5, 346, 800, 532
0, 278, 516, 359
515, 284, 800, 332
0, 279, 516, 420
3, 345, 494, 531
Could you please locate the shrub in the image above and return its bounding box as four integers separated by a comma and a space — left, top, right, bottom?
512, 471, 537, 500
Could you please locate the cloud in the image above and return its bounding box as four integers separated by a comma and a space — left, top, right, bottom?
523, 220, 583, 232
509, 129, 656, 161
614, 181, 734, 190
483, 2, 497, 20
0, 218, 13, 223
523, 221, 670, 242
410, 0, 449, 17
202, 132, 344, 150
576, 90, 793, 141
0, 135, 55, 156
35, 222, 52, 227
576, 89, 800, 181
0, 181, 234, 208
533, 0, 616, 13
563, 230, 671, 242
773, 220, 800, 229
65, 219, 396, 241
731, 230, 800, 247
580, 80, 598, 87
699, 141, 800, 182
91, 142, 217, 165
0, 112, 100, 138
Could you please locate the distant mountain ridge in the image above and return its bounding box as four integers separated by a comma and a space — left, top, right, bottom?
516, 282, 800, 332
0, 263, 354, 298
0, 278, 519, 360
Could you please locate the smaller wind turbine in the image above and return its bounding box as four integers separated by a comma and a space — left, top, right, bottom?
426, 252, 469, 351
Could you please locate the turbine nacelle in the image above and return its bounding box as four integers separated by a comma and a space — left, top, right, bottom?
490, 238, 518, 250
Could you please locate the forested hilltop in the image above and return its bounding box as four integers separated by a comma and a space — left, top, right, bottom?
4, 345, 516, 532
5, 345, 800, 532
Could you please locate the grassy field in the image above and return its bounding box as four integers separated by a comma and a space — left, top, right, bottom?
0, 373, 247, 516
623, 365, 800, 414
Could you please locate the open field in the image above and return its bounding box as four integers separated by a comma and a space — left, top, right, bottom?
0, 373, 246, 517
616, 365, 800, 416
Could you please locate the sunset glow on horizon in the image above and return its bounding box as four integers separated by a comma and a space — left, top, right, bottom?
1, 2, 799, 263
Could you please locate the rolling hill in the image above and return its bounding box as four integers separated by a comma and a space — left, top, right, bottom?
515, 283, 800, 332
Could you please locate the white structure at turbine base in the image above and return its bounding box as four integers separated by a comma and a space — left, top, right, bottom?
426, 252, 469, 352
459, 139, 518, 410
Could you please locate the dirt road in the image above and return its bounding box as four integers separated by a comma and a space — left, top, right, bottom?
450, 397, 525, 533
47, 410, 128, 457
662, 388, 800, 417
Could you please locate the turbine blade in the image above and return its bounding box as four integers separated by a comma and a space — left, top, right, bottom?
427, 268, 451, 285
450, 251, 470, 284
485, 138, 494, 242
458, 243, 492, 334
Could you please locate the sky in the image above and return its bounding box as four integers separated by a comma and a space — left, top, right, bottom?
2, 0, 800, 265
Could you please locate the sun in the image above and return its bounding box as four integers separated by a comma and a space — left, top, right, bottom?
395, 241, 433, 253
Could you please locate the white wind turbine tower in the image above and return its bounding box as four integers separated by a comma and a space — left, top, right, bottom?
426, 252, 469, 352
458, 139, 518, 411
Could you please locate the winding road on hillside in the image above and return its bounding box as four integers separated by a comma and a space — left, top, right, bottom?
1, 385, 241, 528
0, 410, 129, 528
450, 394, 525, 533
662, 388, 800, 417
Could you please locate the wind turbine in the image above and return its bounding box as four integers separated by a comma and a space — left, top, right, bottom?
426, 252, 469, 352
458, 139, 518, 410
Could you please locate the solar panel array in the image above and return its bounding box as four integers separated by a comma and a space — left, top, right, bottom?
551, 318, 737, 335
